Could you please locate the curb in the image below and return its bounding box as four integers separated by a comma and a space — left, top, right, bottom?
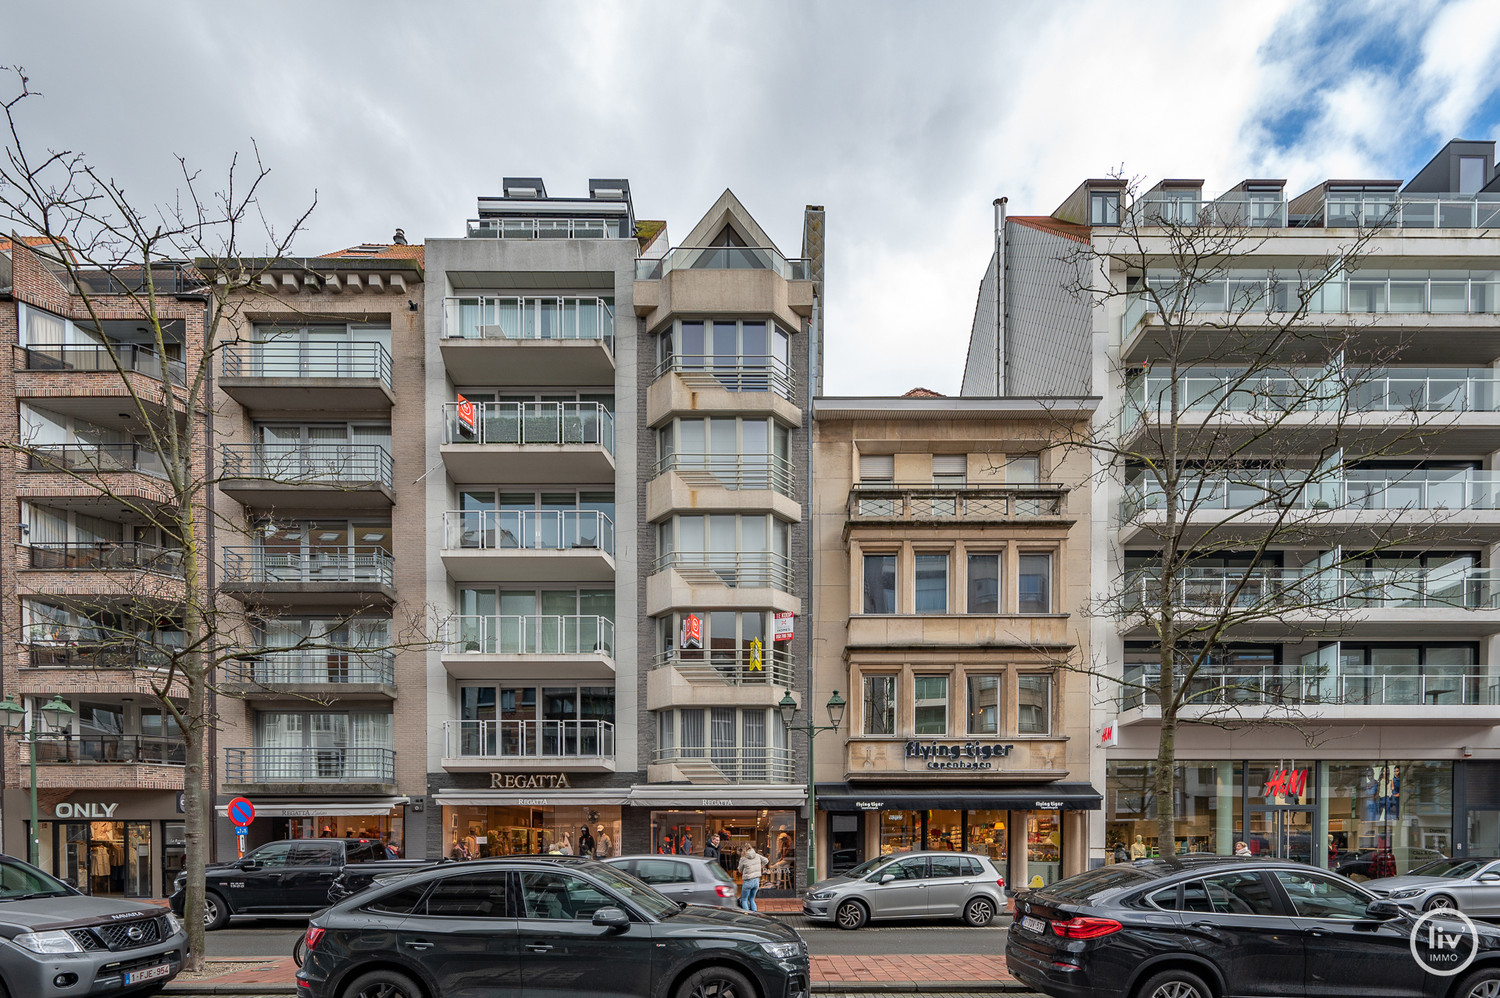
163, 985, 1028, 996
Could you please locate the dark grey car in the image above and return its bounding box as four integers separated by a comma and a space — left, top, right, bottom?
605, 855, 737, 907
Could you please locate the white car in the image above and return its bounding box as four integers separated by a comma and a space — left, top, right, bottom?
1367, 856, 1500, 913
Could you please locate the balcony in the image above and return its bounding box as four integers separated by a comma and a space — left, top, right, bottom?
220, 443, 394, 510
650, 747, 794, 784
443, 614, 615, 679
25, 443, 170, 479
1322, 194, 1500, 229
441, 510, 614, 583
28, 735, 186, 766
654, 552, 793, 591
222, 649, 396, 700
22, 542, 185, 575
848, 485, 1066, 523
219, 547, 395, 608
223, 746, 396, 792
440, 296, 615, 385
1119, 663, 1497, 724
15, 343, 186, 385
648, 455, 800, 522
22, 632, 174, 671
654, 356, 795, 400
440, 402, 614, 484
441, 719, 616, 772
647, 648, 796, 711
635, 246, 810, 281
220, 342, 394, 411
1129, 195, 1288, 229
466, 218, 616, 239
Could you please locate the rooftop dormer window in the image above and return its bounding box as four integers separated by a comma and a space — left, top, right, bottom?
1090, 190, 1120, 226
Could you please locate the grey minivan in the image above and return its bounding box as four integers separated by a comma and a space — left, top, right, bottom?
803, 851, 1005, 929
606, 855, 738, 907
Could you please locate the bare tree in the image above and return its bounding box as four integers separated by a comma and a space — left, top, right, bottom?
1056, 180, 1486, 856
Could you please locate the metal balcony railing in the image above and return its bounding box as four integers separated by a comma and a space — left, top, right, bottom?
29, 735, 187, 766
654, 648, 796, 689
16, 343, 187, 385
442, 510, 614, 554
22, 629, 176, 669
652, 746, 795, 783
221, 443, 394, 489
653, 356, 795, 400
24, 542, 185, 574
441, 401, 614, 452
72, 262, 200, 295
25, 443, 170, 478
222, 341, 393, 386
1121, 664, 1493, 709
654, 454, 796, 497
444, 719, 616, 760
849, 484, 1065, 520
1323, 194, 1500, 229
1124, 566, 1500, 612
225, 746, 395, 783
228, 649, 395, 686
221, 547, 394, 586
447, 614, 615, 658
1130, 196, 1289, 229
441, 296, 614, 348
1129, 370, 1500, 417
655, 552, 794, 591
466, 218, 616, 239
635, 246, 810, 281
1123, 470, 1500, 519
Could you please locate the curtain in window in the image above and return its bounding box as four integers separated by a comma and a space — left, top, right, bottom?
743, 710, 766, 780
711, 708, 735, 773
679, 709, 704, 758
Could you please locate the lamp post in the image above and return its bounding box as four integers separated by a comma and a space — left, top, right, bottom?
778, 688, 845, 889
0, 694, 76, 865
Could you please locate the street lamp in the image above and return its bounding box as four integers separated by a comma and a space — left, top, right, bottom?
0, 694, 76, 865
778, 688, 845, 888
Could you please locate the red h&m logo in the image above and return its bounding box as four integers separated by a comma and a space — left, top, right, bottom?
1263, 768, 1307, 799
456, 393, 476, 434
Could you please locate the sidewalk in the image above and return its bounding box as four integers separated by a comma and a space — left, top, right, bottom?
163, 953, 1022, 994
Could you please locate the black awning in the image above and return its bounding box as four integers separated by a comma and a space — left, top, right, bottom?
815, 782, 1102, 812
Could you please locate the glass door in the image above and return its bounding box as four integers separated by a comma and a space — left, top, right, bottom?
1245, 807, 1315, 863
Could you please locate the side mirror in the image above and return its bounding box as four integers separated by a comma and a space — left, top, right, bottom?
237, 859, 260, 871
1364, 899, 1403, 920
1480, 873, 1500, 884
592, 906, 630, 930
880, 873, 896, 885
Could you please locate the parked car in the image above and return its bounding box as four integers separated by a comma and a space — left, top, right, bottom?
1006, 856, 1500, 998
802, 851, 1005, 929
605, 855, 738, 907
1367, 856, 1500, 913
170, 837, 431, 930
1336, 846, 1445, 881
294, 855, 808, 998
0, 851, 186, 996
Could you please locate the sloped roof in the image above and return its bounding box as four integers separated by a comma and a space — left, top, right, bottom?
902, 387, 946, 398
319, 243, 425, 263
679, 190, 781, 251
1010, 215, 1091, 244
0, 234, 66, 254
635, 219, 666, 251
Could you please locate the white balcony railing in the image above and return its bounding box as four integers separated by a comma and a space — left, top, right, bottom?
441, 401, 614, 452
442, 510, 613, 554
446, 614, 615, 658
444, 719, 615, 760
1129, 370, 1500, 417
654, 648, 796, 689
653, 746, 794, 783
442, 296, 614, 347
1124, 565, 1500, 612
1121, 663, 1493, 709
1124, 470, 1500, 518
466, 218, 615, 239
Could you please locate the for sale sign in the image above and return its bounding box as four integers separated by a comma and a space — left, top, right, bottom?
456, 393, 476, 434
772, 612, 794, 642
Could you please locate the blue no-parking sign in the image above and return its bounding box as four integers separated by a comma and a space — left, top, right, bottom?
227, 797, 255, 827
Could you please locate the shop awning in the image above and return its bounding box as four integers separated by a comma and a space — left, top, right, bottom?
814, 782, 1102, 812
435, 790, 631, 807
628, 785, 807, 808
214, 797, 410, 818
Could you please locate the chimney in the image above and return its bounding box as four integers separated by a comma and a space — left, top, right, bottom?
393, 228, 407, 246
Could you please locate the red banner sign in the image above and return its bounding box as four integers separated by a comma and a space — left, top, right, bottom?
456, 393, 476, 434
681, 613, 702, 649
1263, 768, 1307, 799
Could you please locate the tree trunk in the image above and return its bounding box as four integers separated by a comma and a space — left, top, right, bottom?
1155, 646, 1177, 857
180, 542, 207, 972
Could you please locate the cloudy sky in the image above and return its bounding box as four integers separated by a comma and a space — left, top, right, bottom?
6, 0, 1500, 394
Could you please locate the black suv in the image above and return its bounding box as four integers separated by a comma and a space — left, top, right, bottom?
296, 855, 808, 998
1007, 857, 1500, 998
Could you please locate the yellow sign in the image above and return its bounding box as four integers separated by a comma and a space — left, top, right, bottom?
749, 638, 763, 671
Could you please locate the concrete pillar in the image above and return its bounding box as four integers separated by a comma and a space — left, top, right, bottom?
1215, 761, 1236, 856
1009, 811, 1029, 889
1063, 810, 1087, 876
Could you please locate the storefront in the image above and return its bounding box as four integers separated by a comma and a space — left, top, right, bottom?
5, 788, 185, 898
218, 797, 412, 857
816, 783, 1100, 888
1104, 759, 1467, 877
433, 786, 629, 860
631, 784, 807, 895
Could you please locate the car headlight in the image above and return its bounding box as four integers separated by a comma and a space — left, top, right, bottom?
163, 912, 184, 935
761, 941, 801, 960
173, 876, 186, 892
805, 891, 833, 901
13, 930, 84, 954
1387, 889, 1426, 900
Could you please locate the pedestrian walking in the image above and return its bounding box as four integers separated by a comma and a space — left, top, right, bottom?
738, 845, 765, 911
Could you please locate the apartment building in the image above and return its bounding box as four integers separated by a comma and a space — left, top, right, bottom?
810, 393, 1097, 890
0, 237, 206, 897
209, 241, 429, 857
421, 182, 818, 887
965, 139, 1500, 873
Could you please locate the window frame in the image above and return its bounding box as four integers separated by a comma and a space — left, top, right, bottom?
1016, 674, 1053, 736
913, 674, 950, 736
862, 674, 897, 736
914, 552, 950, 614
1017, 551, 1055, 614
862, 552, 898, 614
965, 674, 1002, 735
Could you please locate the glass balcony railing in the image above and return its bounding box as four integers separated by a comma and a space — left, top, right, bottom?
26, 443, 169, 478
466, 218, 615, 239
1123, 470, 1500, 518
441, 296, 613, 348
444, 719, 615, 760
441, 401, 614, 452
849, 484, 1064, 519
222, 342, 392, 386
1130, 196, 1289, 229
653, 647, 796, 689
635, 246, 810, 281
1324, 194, 1500, 229
16, 343, 187, 385
24, 542, 185, 575
652, 746, 794, 783
443, 510, 614, 554
228, 649, 395, 686
653, 356, 795, 400
29, 735, 187, 766
22, 628, 177, 669
654, 453, 796, 497
1124, 565, 1500, 611
1128, 370, 1500, 417
1120, 664, 1492, 709
654, 552, 794, 591
225, 746, 395, 783
221, 443, 394, 489
447, 614, 615, 658
221, 547, 394, 586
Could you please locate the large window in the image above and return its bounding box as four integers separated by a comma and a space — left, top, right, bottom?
914, 554, 949, 613
658, 515, 792, 589
863, 554, 897, 613
863, 675, 896, 735
656, 417, 792, 492
1018, 554, 1053, 613
1017, 675, 1052, 734
655, 707, 790, 781
913, 676, 949, 735
456, 684, 615, 757
966, 554, 1000, 613
658, 320, 792, 396
967, 675, 1001, 734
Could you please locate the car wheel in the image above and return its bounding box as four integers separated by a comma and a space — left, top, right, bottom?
962, 896, 996, 927
293, 934, 308, 967
1459, 967, 1500, 998
1136, 968, 1212, 998
203, 892, 230, 931
1424, 894, 1456, 912
343, 968, 425, 998
676, 965, 755, 998
835, 899, 868, 930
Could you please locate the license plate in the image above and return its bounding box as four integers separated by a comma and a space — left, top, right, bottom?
124, 964, 172, 985
1020, 915, 1047, 934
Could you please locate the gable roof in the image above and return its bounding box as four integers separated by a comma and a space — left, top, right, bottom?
320, 242, 425, 264
902, 386, 946, 398
678, 190, 781, 251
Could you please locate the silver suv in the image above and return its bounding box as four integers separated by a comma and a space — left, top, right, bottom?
0, 852, 185, 995
803, 851, 1005, 929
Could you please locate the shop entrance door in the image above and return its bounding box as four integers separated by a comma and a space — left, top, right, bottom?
828, 814, 861, 876
1467, 810, 1500, 856
1245, 808, 1314, 863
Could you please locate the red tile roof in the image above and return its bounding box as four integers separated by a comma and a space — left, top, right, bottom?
319, 243, 425, 264
902, 387, 946, 398
0, 234, 66, 253
1010, 215, 1091, 244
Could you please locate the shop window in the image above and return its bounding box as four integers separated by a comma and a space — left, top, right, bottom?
878, 810, 921, 856
863, 554, 897, 613
425, 873, 510, 918
1325, 760, 1452, 877
648, 809, 796, 890
1106, 761, 1242, 861
1018, 554, 1053, 613
1017, 675, 1052, 735
862, 675, 896, 735
925, 809, 961, 851
914, 675, 949, 735
966, 812, 1008, 865
914, 554, 949, 613
966, 554, 1000, 613
1027, 812, 1062, 887
966, 675, 1001, 735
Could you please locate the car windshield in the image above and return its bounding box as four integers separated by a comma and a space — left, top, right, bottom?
585, 863, 681, 920
0, 856, 72, 899
1408, 858, 1485, 879
841, 857, 892, 880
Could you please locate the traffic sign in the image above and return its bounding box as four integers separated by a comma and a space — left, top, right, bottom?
235, 826, 248, 858
228, 797, 255, 827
